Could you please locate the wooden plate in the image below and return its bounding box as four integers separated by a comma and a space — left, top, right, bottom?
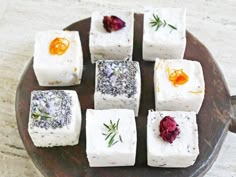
15, 14, 235, 177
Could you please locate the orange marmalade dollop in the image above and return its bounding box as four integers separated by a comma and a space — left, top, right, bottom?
49, 38, 70, 55
168, 69, 189, 86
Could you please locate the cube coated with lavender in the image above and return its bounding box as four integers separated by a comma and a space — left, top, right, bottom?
143, 8, 186, 61
94, 60, 141, 116
89, 11, 134, 63
33, 30, 83, 86
86, 109, 137, 167
28, 90, 82, 147
154, 59, 205, 113
147, 110, 199, 167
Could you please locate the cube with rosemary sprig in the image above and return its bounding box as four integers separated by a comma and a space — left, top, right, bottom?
86, 109, 137, 167
150, 14, 177, 31
102, 119, 123, 147
143, 9, 186, 61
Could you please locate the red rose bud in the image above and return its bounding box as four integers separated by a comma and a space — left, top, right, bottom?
159, 116, 180, 143
103, 15, 126, 33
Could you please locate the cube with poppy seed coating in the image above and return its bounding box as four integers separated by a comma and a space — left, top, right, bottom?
33, 30, 83, 86
89, 11, 134, 63
94, 60, 141, 116
154, 59, 205, 113
28, 90, 82, 147
147, 110, 199, 167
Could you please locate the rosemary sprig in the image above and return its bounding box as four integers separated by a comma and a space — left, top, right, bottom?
103, 119, 122, 147
150, 14, 177, 31
168, 24, 177, 30
32, 111, 52, 120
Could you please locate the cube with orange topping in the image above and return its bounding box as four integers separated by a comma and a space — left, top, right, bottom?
33, 30, 83, 86
154, 59, 205, 113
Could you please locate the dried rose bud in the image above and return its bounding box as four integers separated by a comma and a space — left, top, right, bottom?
103, 15, 126, 32
159, 116, 180, 143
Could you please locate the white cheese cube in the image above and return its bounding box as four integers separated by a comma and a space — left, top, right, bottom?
89, 11, 134, 63
94, 60, 141, 116
86, 109, 137, 167
33, 30, 83, 86
143, 8, 186, 61
28, 90, 82, 147
147, 110, 199, 167
154, 59, 205, 113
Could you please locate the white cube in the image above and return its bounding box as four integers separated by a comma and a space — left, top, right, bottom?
154, 59, 205, 113
33, 30, 83, 86
89, 11, 134, 63
94, 60, 141, 116
143, 8, 186, 61
147, 110, 199, 167
86, 109, 137, 167
28, 90, 82, 147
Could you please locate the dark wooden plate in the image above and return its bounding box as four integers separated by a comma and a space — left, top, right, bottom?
15, 14, 236, 177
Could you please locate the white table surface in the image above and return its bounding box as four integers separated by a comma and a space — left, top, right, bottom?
0, 0, 235, 176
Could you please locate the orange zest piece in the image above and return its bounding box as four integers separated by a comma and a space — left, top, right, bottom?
168, 69, 189, 86
189, 90, 203, 94
49, 37, 70, 55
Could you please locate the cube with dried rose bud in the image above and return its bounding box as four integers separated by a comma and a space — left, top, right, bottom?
154, 59, 205, 113
147, 110, 199, 167
89, 11, 134, 63
33, 30, 83, 86
86, 109, 137, 167
94, 60, 141, 116
28, 90, 82, 147
143, 8, 186, 61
